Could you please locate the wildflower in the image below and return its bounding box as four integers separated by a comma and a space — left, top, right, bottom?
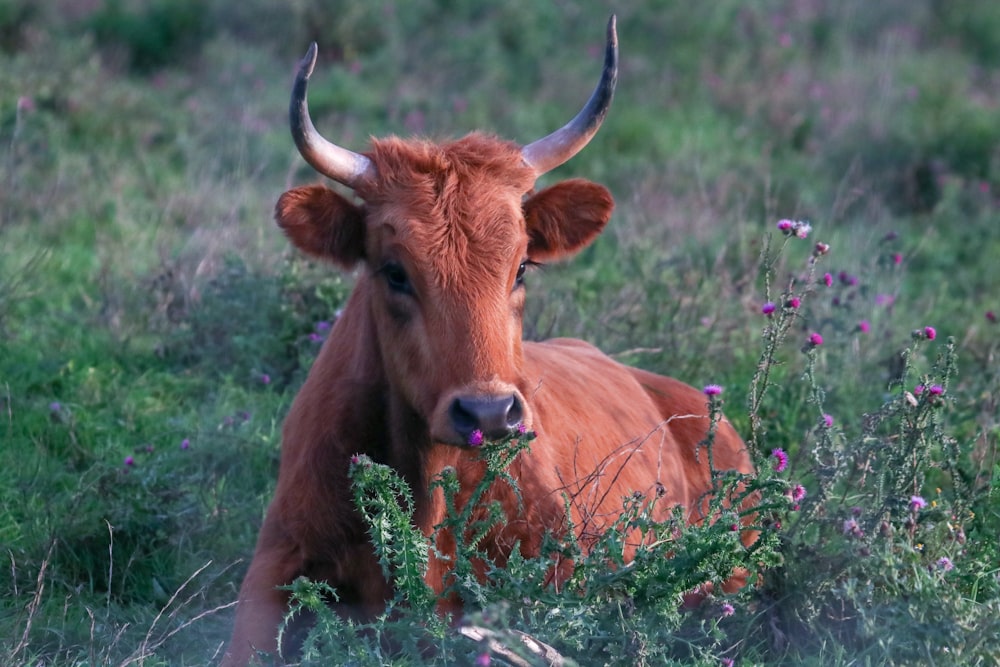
987, 311, 997, 324
924, 326, 936, 340
180, 438, 190, 450
259, 373, 271, 385
910, 495, 927, 511
928, 384, 944, 396
771, 448, 789, 473
517, 422, 527, 435
309, 333, 323, 343
936, 557, 954, 572
791, 484, 807, 502
858, 320, 871, 333
721, 660, 735, 667
350, 454, 360, 465
720, 602, 735, 618
875, 294, 894, 307
913, 384, 924, 396
842, 518, 862, 537
703, 384, 723, 396
762, 301, 776, 315
468, 429, 484, 447
822, 413, 834, 428
776, 219, 794, 233
813, 241, 830, 256
794, 222, 812, 239
124, 455, 135, 467
316, 320, 331, 331
776, 219, 811, 238
475, 653, 491, 667
823, 272, 833, 287
786, 297, 801, 309
893, 253, 903, 265
49, 401, 61, 412
808, 332, 823, 347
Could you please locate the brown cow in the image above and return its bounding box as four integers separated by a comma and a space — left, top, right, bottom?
224, 17, 755, 666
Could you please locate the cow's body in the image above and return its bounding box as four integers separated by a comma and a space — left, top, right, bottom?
224, 19, 754, 666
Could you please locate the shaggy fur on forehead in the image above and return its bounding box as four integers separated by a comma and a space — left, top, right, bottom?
357, 133, 537, 289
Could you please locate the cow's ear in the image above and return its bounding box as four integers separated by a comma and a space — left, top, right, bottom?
523, 179, 614, 262
275, 185, 366, 268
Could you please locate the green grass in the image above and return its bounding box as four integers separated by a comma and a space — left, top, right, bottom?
2, 0, 999, 665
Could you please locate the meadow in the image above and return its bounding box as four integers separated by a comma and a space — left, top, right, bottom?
1, 1, 999, 665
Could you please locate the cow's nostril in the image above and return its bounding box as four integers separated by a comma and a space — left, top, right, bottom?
449, 394, 520, 443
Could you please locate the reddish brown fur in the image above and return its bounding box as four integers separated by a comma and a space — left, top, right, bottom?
223, 133, 755, 665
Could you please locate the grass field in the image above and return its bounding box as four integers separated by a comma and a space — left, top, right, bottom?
2, 1, 999, 665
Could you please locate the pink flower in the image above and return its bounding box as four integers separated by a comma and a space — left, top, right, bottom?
517, 422, 527, 435
875, 294, 894, 307
475, 653, 491, 667
703, 384, 723, 396
936, 557, 954, 572
823, 414, 833, 428
720, 602, 735, 617
762, 301, 776, 315
814, 241, 830, 256
468, 429, 484, 447
181, 438, 190, 450
987, 311, 997, 324
858, 320, 871, 334
259, 373, 271, 385
823, 272, 833, 287
771, 448, 789, 473
808, 332, 823, 346
909, 495, 927, 511
776, 219, 794, 233
124, 456, 135, 466
928, 384, 943, 396
893, 253, 903, 265
791, 484, 807, 502
787, 297, 801, 309
843, 518, 863, 537
923, 326, 936, 340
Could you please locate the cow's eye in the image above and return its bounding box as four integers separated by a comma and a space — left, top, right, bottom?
515, 261, 528, 286
380, 262, 413, 295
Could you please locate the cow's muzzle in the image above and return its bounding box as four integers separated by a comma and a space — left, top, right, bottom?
448, 393, 524, 443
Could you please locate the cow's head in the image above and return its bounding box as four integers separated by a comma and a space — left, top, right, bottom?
276, 18, 618, 447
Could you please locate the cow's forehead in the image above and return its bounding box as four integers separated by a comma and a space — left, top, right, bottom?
363, 134, 534, 286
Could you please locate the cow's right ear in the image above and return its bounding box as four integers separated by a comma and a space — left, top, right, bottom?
275, 185, 366, 268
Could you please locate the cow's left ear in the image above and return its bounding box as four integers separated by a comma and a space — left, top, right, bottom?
523, 179, 614, 262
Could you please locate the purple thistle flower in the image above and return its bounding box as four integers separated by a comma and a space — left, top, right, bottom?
843, 518, 863, 537
928, 384, 944, 396
987, 311, 997, 324
910, 495, 927, 511
936, 556, 954, 572
858, 320, 871, 334
517, 422, 527, 435
808, 332, 823, 347
49, 401, 61, 412
721, 659, 735, 667
776, 219, 794, 233
703, 384, 723, 396
124, 455, 135, 467
316, 320, 331, 331
924, 326, 936, 340
913, 384, 925, 396
180, 438, 190, 450
720, 602, 735, 618
791, 484, 807, 502
771, 448, 789, 473
468, 429, 484, 447
309, 333, 323, 343
475, 653, 491, 667
893, 253, 903, 265
259, 373, 271, 385
822, 414, 834, 428
875, 293, 894, 307
762, 301, 776, 315
823, 272, 833, 287
787, 297, 801, 309
814, 241, 830, 256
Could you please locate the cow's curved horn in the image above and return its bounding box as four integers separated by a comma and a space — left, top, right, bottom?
290, 43, 375, 189
521, 15, 618, 176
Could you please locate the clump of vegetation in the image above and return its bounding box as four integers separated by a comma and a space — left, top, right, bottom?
1, 1, 997, 665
